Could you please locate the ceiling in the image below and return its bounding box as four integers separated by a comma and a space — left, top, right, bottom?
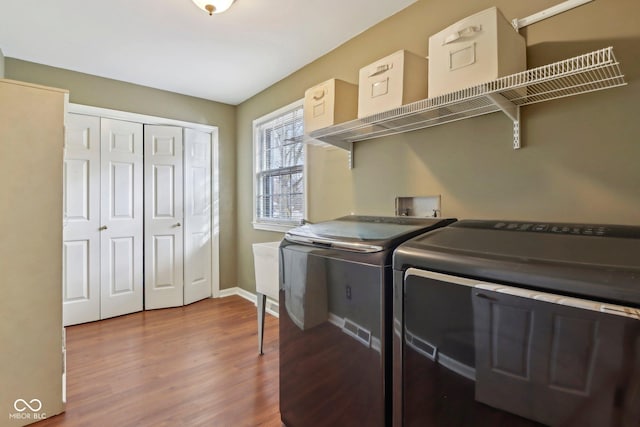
0, 0, 417, 105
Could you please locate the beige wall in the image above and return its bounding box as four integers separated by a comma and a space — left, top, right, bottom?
236, 0, 640, 292
5, 59, 238, 289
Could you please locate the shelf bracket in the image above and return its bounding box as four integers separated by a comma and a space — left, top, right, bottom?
486, 93, 521, 149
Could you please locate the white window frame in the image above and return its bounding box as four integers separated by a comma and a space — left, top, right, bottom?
252, 99, 307, 232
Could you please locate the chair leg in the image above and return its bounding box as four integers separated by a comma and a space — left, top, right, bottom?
257, 292, 267, 355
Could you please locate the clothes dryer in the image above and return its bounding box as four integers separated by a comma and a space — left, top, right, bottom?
393, 220, 640, 427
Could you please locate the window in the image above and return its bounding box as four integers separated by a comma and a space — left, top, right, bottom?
253, 100, 305, 231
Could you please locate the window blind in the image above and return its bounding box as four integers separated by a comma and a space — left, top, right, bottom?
255, 104, 304, 225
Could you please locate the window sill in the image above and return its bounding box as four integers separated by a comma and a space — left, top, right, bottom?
252, 221, 298, 233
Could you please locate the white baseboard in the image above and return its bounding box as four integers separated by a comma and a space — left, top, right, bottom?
217, 287, 279, 318
218, 286, 254, 301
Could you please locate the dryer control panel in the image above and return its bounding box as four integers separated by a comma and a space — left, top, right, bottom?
455, 220, 640, 239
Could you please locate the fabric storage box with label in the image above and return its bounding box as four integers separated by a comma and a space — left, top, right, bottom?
358, 50, 428, 118
304, 79, 358, 133
428, 7, 526, 98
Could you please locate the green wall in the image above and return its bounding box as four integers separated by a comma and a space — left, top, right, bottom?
5, 59, 238, 289
236, 0, 640, 293
6, 0, 640, 295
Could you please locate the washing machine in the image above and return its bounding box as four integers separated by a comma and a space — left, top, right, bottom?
279, 215, 456, 427
392, 220, 640, 427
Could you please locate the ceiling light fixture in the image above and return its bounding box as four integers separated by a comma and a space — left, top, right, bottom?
191, 0, 236, 15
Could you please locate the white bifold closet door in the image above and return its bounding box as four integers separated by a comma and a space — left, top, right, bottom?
143, 126, 213, 309
63, 114, 213, 324
63, 115, 144, 324
183, 128, 212, 305
99, 118, 144, 319
62, 114, 101, 325
144, 125, 184, 309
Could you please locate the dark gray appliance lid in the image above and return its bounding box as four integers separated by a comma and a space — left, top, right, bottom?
284, 215, 455, 253
393, 219, 640, 306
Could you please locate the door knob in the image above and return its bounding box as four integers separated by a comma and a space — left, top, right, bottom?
173, 222, 181, 227
99, 225, 108, 231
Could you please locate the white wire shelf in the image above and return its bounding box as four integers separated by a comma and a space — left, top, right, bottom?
308, 47, 626, 167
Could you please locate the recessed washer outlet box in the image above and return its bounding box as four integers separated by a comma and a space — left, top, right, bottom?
395, 195, 441, 217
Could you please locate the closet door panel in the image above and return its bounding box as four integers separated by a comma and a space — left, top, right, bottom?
144, 125, 184, 309
184, 128, 212, 305
100, 118, 144, 319
63, 113, 101, 325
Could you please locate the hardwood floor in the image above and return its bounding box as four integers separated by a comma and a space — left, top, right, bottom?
34, 296, 281, 427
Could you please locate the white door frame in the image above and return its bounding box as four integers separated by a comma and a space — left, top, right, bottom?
68, 103, 221, 298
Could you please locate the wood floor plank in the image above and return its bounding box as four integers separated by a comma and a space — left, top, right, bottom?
34, 296, 281, 427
